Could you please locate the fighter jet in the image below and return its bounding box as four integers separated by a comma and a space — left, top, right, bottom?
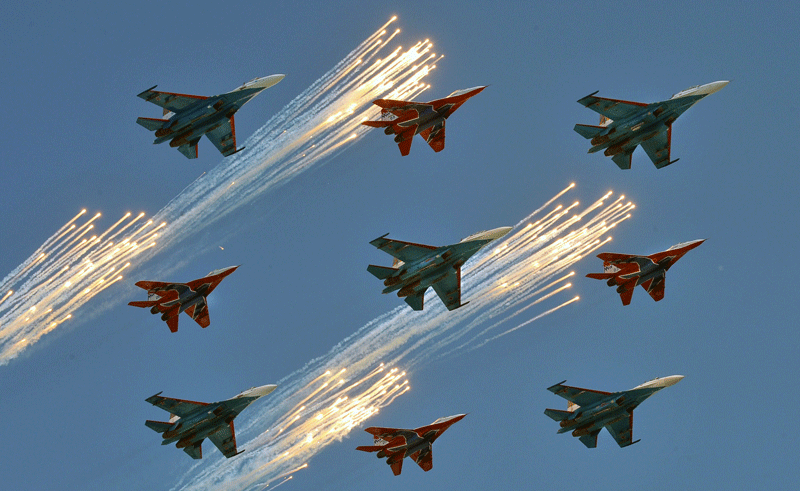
367, 227, 511, 311
136, 74, 285, 159
145, 384, 277, 459
356, 414, 465, 475
128, 265, 238, 332
361, 86, 486, 156
586, 239, 704, 305
544, 376, 683, 448
574, 81, 728, 169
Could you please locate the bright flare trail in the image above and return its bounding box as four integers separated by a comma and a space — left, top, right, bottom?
172, 184, 635, 490
0, 210, 164, 363
0, 17, 438, 364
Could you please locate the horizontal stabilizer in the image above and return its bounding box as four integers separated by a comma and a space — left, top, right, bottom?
361, 119, 392, 128
372, 98, 409, 109
367, 264, 398, 280
586, 273, 615, 280
136, 117, 169, 131
573, 123, 605, 139
543, 408, 573, 422
145, 420, 172, 433
355, 445, 384, 453
128, 300, 160, 308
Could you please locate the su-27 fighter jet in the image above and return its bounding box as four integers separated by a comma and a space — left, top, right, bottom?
361, 86, 486, 156
586, 239, 705, 305
145, 384, 277, 459
356, 414, 465, 475
574, 81, 728, 169
128, 265, 238, 332
544, 376, 683, 448
367, 227, 511, 311
136, 74, 284, 159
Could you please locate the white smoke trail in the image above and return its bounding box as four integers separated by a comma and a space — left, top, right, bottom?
171, 185, 635, 490
0, 18, 440, 365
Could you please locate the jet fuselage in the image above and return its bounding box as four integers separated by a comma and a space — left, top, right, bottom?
160, 396, 256, 447
381, 229, 509, 299
153, 87, 264, 148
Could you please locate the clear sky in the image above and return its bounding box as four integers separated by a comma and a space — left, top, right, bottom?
1, 1, 798, 490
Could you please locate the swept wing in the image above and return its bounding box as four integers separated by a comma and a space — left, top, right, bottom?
137, 87, 208, 113
431, 268, 464, 311
369, 235, 438, 263
576, 93, 648, 121
206, 118, 240, 157
546, 381, 612, 407
640, 125, 674, 168
183, 441, 203, 459
419, 122, 446, 153
606, 413, 639, 447
208, 421, 240, 458
145, 392, 209, 417
640, 274, 666, 302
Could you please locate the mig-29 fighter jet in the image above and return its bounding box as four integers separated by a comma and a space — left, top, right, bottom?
574, 81, 728, 169
586, 239, 704, 305
367, 227, 511, 311
361, 86, 486, 156
544, 376, 683, 448
128, 265, 238, 332
145, 384, 277, 459
356, 414, 465, 475
136, 74, 284, 159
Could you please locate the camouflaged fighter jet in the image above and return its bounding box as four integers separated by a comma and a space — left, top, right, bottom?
544, 376, 683, 448
356, 414, 465, 475
136, 74, 284, 159
361, 86, 486, 156
574, 81, 728, 169
586, 239, 704, 305
367, 227, 511, 311
128, 265, 238, 332
145, 384, 276, 459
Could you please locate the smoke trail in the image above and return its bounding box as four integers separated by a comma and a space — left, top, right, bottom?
171, 185, 635, 490
0, 18, 440, 365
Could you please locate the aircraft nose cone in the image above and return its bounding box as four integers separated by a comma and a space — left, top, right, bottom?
697, 80, 729, 96
660, 375, 684, 387
248, 384, 278, 398
248, 74, 285, 90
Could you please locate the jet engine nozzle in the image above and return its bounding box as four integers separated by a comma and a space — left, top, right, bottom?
384, 127, 394, 135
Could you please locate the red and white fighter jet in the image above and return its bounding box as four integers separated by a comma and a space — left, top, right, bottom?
586, 240, 705, 305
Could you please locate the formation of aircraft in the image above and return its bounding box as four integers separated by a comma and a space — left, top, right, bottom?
574, 81, 728, 169
136, 74, 284, 159
586, 239, 705, 305
361, 86, 486, 155
128, 265, 238, 332
356, 414, 465, 475
129, 77, 724, 468
145, 384, 277, 459
544, 376, 684, 448
367, 227, 511, 311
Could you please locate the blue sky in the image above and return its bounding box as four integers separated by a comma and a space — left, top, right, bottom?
1, 1, 798, 490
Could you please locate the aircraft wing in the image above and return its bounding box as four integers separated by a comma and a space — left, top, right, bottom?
640, 273, 666, 302
404, 291, 425, 311
208, 421, 240, 458
134, 281, 190, 297
419, 121, 445, 153
185, 298, 211, 328
606, 413, 638, 447
137, 87, 208, 113
640, 125, 673, 169
183, 441, 203, 459
431, 268, 463, 311
178, 139, 200, 159
577, 93, 648, 121
372, 99, 430, 119
410, 447, 433, 472
145, 392, 209, 417
612, 150, 634, 170
206, 117, 240, 157
369, 235, 438, 263
579, 430, 600, 448
546, 381, 612, 407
